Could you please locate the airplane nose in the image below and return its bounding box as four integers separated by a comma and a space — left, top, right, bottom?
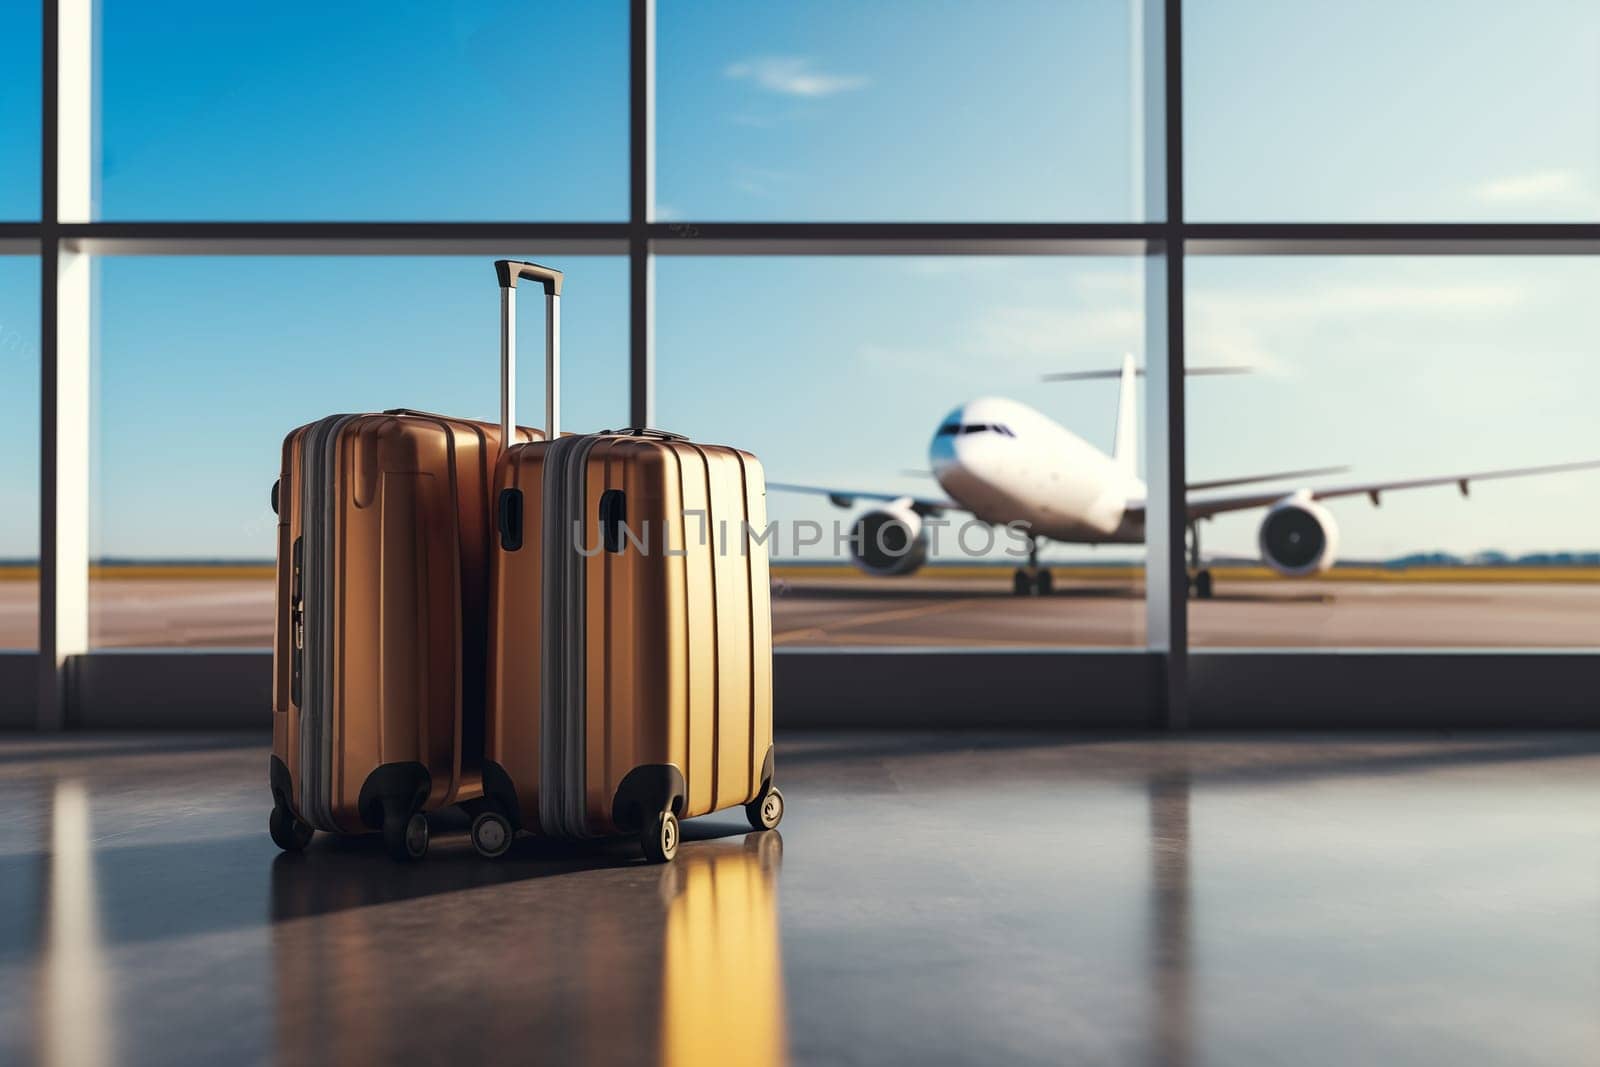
929, 423, 1007, 503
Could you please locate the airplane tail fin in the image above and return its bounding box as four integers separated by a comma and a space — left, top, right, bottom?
1113, 352, 1137, 476
1045, 360, 1252, 478
1042, 365, 1251, 382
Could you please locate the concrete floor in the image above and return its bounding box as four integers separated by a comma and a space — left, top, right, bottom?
3, 732, 1600, 1066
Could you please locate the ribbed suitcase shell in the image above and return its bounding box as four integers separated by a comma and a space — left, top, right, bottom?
484, 433, 774, 837
271, 410, 536, 834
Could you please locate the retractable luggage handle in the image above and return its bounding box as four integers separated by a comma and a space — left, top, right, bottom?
495, 260, 564, 443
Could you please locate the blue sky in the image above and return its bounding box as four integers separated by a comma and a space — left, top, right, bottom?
1, 0, 1599, 566
96, 2, 628, 219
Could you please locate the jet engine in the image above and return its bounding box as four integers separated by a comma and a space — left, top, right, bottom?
850, 499, 929, 577
1257, 493, 1339, 577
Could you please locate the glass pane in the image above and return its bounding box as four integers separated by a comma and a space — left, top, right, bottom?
1187, 0, 1600, 221
1186, 256, 1600, 648
657, 1, 1137, 221
656, 256, 1148, 648
0, 1, 41, 219
0, 257, 39, 649
90, 255, 626, 648
98, 2, 627, 220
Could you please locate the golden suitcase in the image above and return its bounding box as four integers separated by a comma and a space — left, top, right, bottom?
477, 260, 782, 864
268, 265, 551, 861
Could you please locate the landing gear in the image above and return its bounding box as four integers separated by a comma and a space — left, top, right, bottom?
745, 785, 785, 831
642, 809, 680, 864
1187, 521, 1214, 599
269, 803, 314, 852
1012, 539, 1053, 596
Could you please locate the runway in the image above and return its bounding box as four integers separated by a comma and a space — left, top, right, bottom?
770, 575, 1600, 648
2, 572, 1599, 649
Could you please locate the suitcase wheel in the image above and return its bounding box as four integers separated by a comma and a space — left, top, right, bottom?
269, 804, 314, 852
471, 810, 514, 859
745, 786, 785, 832
641, 810, 679, 864
384, 811, 430, 862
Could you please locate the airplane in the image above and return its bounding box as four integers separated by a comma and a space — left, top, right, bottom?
770, 354, 1600, 597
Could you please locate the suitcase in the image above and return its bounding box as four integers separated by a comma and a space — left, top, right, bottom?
267, 265, 550, 861
477, 259, 783, 863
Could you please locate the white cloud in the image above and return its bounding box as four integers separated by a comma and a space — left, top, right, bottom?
1474, 168, 1584, 204
972, 304, 1142, 363
1187, 278, 1531, 370
731, 166, 797, 200
725, 56, 869, 98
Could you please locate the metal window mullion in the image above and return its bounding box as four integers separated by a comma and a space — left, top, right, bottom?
39, 0, 94, 730
1138, 0, 1188, 728
629, 0, 655, 429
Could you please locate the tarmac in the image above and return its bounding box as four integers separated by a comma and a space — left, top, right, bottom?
1, 574, 1598, 649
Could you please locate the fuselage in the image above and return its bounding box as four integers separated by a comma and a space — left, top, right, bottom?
927, 397, 1145, 544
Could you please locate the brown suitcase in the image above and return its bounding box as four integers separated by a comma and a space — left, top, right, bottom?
476, 261, 781, 864
268, 269, 546, 860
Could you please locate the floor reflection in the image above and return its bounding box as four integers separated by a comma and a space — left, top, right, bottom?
662, 832, 788, 1067
1147, 771, 1192, 1067
269, 829, 788, 1065
38, 778, 110, 1067
14, 733, 1598, 1065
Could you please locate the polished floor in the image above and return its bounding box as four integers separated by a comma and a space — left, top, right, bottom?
3, 732, 1599, 1066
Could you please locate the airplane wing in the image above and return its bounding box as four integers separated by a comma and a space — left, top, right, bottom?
766, 482, 962, 516
1186, 465, 1348, 492
1181, 459, 1600, 520
774, 466, 1350, 516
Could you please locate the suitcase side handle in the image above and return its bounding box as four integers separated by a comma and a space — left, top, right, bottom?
495, 260, 564, 445
601, 427, 689, 442
497, 488, 524, 552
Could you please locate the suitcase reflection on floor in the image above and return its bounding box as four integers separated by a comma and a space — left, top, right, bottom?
269, 830, 787, 1064
662, 832, 789, 1067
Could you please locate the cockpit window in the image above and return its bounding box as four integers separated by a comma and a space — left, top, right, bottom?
937, 423, 1015, 438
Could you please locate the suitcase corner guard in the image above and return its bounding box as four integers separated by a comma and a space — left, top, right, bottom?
481, 759, 524, 830
269, 754, 295, 812
355, 762, 433, 831
611, 764, 687, 833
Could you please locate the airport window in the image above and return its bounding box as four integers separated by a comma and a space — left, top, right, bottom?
0, 256, 39, 650
13, 0, 1599, 729
1186, 0, 1600, 221
0, 0, 41, 218
1185, 256, 1600, 648
655, 256, 1149, 649
96, 2, 629, 220
86, 256, 627, 649
655, 0, 1139, 221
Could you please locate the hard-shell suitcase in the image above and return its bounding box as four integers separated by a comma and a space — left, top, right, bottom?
267, 268, 550, 861
477, 260, 782, 863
